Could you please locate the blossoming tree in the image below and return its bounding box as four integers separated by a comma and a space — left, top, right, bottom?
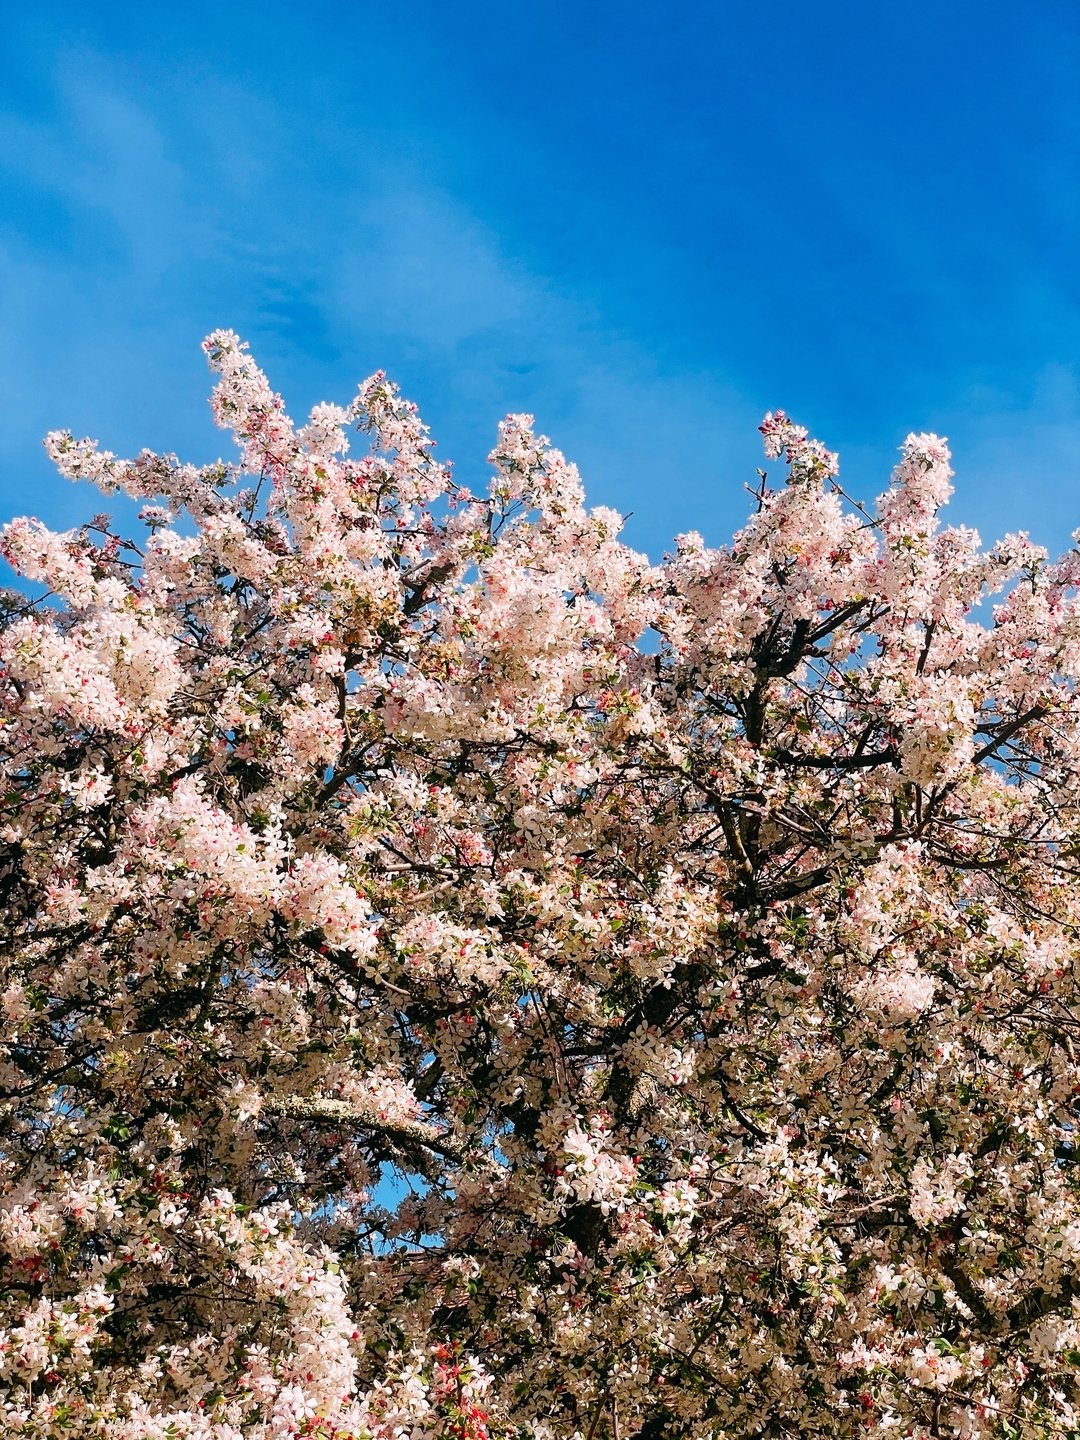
2, 335, 1080, 1440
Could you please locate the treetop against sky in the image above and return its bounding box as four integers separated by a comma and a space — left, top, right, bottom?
3, 6, 1080, 1437
1, 332, 1080, 1436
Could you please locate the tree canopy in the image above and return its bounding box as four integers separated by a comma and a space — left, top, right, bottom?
2, 335, 1080, 1439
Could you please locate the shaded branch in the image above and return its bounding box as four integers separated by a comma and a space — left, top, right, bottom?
972, 705, 1047, 765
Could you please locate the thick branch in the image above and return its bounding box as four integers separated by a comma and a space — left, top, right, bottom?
972, 705, 1047, 765
262, 1095, 464, 1163
771, 746, 898, 771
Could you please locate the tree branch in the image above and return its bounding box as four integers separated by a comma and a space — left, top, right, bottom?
261, 1095, 464, 1162
972, 705, 1047, 765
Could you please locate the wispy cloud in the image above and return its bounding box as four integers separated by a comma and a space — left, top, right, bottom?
0, 48, 759, 554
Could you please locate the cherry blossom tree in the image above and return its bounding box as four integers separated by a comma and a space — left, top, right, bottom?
2, 334, 1080, 1439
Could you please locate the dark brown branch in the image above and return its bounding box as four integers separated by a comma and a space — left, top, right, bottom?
972, 706, 1047, 765
771, 747, 898, 771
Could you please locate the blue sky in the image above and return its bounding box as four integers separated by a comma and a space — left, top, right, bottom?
3, 1, 1079, 563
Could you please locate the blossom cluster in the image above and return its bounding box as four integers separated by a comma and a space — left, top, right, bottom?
1, 335, 1079, 1438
